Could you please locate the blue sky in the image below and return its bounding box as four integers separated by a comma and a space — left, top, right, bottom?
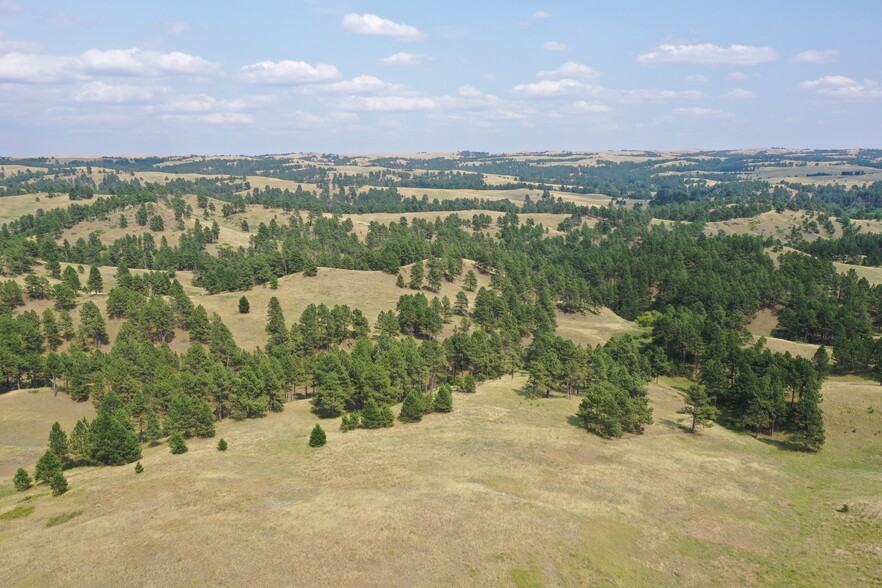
1, 0, 880, 155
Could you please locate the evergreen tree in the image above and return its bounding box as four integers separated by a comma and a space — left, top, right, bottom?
679, 384, 718, 433
463, 270, 478, 292
169, 431, 188, 454
136, 204, 148, 226
119, 214, 128, 228
68, 418, 91, 464
409, 261, 424, 290
134, 461, 144, 474
34, 450, 62, 484
434, 383, 453, 413
399, 390, 424, 423
89, 395, 141, 465
265, 297, 288, 351
454, 291, 469, 315
143, 408, 161, 445
49, 470, 68, 496
427, 266, 442, 292
217, 438, 228, 451
42, 309, 62, 351
793, 379, 826, 451
813, 345, 831, 378
87, 265, 103, 294
396, 272, 405, 288
62, 265, 81, 291
461, 374, 477, 393
361, 399, 393, 429
53, 283, 77, 310
78, 301, 108, 346
48, 421, 69, 466
149, 215, 165, 231
189, 305, 210, 343
238, 296, 250, 314
309, 423, 327, 447
13, 468, 32, 492
340, 412, 361, 432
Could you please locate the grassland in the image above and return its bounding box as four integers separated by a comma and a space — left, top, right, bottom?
1, 374, 879, 586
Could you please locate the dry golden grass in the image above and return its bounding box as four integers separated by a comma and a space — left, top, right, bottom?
705, 210, 843, 242
0, 388, 93, 480
0, 194, 76, 226
832, 262, 882, 285
555, 308, 644, 347
1, 374, 878, 586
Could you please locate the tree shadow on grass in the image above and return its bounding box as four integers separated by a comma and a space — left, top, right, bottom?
758, 437, 813, 452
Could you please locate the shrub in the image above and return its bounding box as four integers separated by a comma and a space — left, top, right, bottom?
309, 424, 326, 447
169, 432, 188, 454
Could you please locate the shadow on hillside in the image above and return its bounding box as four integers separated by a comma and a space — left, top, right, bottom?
758, 437, 812, 452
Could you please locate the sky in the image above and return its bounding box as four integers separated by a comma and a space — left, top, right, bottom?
1, 0, 881, 155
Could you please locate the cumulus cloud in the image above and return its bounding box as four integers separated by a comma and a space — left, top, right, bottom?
722, 88, 757, 99
343, 13, 425, 42
638, 43, 777, 66
790, 49, 838, 64
284, 110, 359, 129
686, 74, 707, 83
238, 60, 340, 85
673, 107, 731, 118
542, 41, 567, 52
0, 33, 39, 54
538, 61, 600, 80
74, 81, 169, 103
81, 48, 220, 77
379, 52, 427, 66
0, 53, 83, 83
512, 79, 588, 97
297, 75, 408, 96
570, 100, 611, 113
800, 75, 882, 100
339, 95, 438, 112
532, 11, 550, 19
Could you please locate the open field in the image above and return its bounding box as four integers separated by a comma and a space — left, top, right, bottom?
705, 210, 844, 242
555, 307, 645, 347
1, 375, 879, 586
0, 194, 76, 225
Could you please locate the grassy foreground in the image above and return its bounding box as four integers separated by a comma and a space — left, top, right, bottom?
0, 375, 879, 586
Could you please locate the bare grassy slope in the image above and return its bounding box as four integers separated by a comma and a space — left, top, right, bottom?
0, 376, 879, 586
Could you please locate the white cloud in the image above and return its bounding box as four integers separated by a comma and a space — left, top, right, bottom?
638, 43, 777, 66
379, 52, 427, 66
800, 75, 882, 100
532, 10, 550, 19
298, 75, 408, 96
74, 81, 169, 104
512, 79, 588, 97
81, 48, 220, 77
538, 61, 600, 80
339, 95, 438, 111
612, 88, 703, 103
686, 74, 707, 83
673, 107, 731, 118
570, 100, 611, 113
342, 13, 425, 42
0, 53, 83, 83
238, 60, 340, 85
542, 41, 567, 52
729, 71, 750, 81
0, 34, 39, 54
284, 110, 359, 129
155, 94, 272, 114
722, 88, 757, 99
165, 21, 192, 36
790, 49, 838, 64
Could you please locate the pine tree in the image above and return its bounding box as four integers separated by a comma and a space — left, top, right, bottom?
87, 265, 103, 294
89, 397, 142, 465
265, 297, 288, 350
679, 384, 718, 433
379, 404, 395, 427
434, 383, 453, 413
427, 266, 442, 292
454, 291, 469, 315
48, 421, 69, 466
793, 379, 826, 451
399, 390, 424, 423
119, 214, 128, 228
189, 305, 210, 343
149, 214, 165, 232
68, 418, 91, 464
409, 261, 424, 290
340, 412, 361, 432
217, 438, 228, 451
361, 399, 393, 429
134, 461, 144, 474
143, 408, 161, 445
49, 471, 68, 496
78, 301, 108, 346
169, 431, 188, 454
813, 345, 830, 378
309, 423, 327, 447
62, 265, 81, 291
42, 309, 62, 350
238, 296, 250, 314
13, 468, 32, 492
396, 272, 405, 288
34, 450, 62, 484
463, 270, 478, 292
136, 204, 148, 226
461, 374, 477, 393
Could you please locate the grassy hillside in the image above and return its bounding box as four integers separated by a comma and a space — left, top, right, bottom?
0, 376, 878, 586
